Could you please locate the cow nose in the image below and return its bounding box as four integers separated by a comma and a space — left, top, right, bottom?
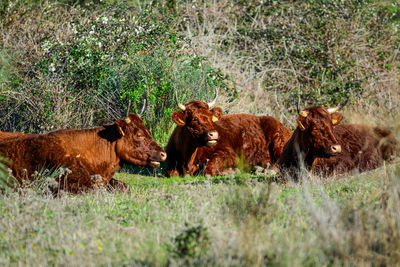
208, 131, 219, 140
159, 151, 167, 161
331, 145, 341, 154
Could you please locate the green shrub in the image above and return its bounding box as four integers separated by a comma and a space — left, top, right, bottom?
0, 1, 232, 145
172, 223, 209, 259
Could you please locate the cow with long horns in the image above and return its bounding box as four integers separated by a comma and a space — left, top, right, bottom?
0, 102, 166, 193
166, 90, 292, 176
279, 100, 398, 181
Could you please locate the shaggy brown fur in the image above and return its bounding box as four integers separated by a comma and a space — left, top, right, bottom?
0, 114, 166, 193
166, 100, 222, 176
166, 101, 292, 176
186, 114, 292, 176
279, 106, 398, 181
0, 131, 27, 141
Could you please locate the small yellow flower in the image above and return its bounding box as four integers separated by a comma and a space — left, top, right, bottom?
71, 251, 75, 256
98, 246, 102, 251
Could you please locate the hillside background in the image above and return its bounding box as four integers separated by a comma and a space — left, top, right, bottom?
0, 0, 399, 144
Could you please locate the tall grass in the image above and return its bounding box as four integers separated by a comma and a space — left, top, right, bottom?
0, 164, 399, 265
177, 0, 400, 125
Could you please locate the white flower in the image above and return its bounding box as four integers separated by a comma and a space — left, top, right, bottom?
102, 17, 108, 24
49, 63, 56, 72
98, 42, 102, 48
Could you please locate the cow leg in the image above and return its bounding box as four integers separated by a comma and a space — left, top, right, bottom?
204, 148, 237, 176
184, 148, 199, 176
184, 147, 214, 176
166, 148, 183, 177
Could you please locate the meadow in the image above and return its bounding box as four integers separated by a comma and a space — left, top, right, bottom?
0, 0, 400, 265
1, 165, 400, 266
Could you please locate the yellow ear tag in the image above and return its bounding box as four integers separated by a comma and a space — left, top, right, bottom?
118, 127, 125, 137
177, 118, 185, 125
297, 119, 306, 131
332, 119, 338, 125
212, 116, 219, 122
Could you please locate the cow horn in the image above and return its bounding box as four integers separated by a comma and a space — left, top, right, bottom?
327, 96, 350, 114
207, 88, 218, 109
175, 91, 186, 111
138, 99, 146, 117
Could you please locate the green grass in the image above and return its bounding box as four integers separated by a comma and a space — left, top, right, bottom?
1, 163, 399, 266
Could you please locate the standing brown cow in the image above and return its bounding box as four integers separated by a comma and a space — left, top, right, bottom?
0, 112, 166, 193
166, 90, 292, 176
279, 102, 398, 181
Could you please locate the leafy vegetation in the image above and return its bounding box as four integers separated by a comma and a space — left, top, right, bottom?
1, 0, 398, 139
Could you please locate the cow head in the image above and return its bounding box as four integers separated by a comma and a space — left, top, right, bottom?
296, 105, 343, 158
114, 113, 166, 168
172, 90, 222, 147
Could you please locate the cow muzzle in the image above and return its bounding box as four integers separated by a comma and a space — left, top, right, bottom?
206, 131, 219, 147
149, 151, 167, 168
330, 144, 342, 155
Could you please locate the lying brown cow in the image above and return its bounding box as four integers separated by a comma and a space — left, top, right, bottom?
279, 103, 398, 181
166, 91, 292, 176
0, 113, 166, 193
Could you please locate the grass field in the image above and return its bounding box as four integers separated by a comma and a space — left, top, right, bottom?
1, 161, 400, 266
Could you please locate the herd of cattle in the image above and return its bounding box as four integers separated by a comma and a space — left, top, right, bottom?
0, 90, 397, 193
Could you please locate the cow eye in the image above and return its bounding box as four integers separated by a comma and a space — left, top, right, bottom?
137, 133, 144, 139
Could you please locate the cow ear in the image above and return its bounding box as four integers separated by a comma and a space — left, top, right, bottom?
331, 112, 343, 126
211, 107, 223, 122
296, 117, 308, 131
172, 112, 186, 126
115, 120, 127, 137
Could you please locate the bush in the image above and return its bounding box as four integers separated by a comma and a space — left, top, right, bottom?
0, 0, 232, 145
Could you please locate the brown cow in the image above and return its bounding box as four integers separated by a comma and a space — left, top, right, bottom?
279, 103, 398, 181
166, 91, 292, 176
166, 91, 221, 176
0, 113, 166, 193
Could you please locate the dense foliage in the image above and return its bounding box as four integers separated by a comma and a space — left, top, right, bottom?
0, 0, 398, 142
0, 0, 231, 143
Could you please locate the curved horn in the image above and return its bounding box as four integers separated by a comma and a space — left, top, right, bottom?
207, 88, 218, 109
126, 100, 131, 118
138, 99, 146, 117
175, 91, 186, 111
327, 96, 350, 114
